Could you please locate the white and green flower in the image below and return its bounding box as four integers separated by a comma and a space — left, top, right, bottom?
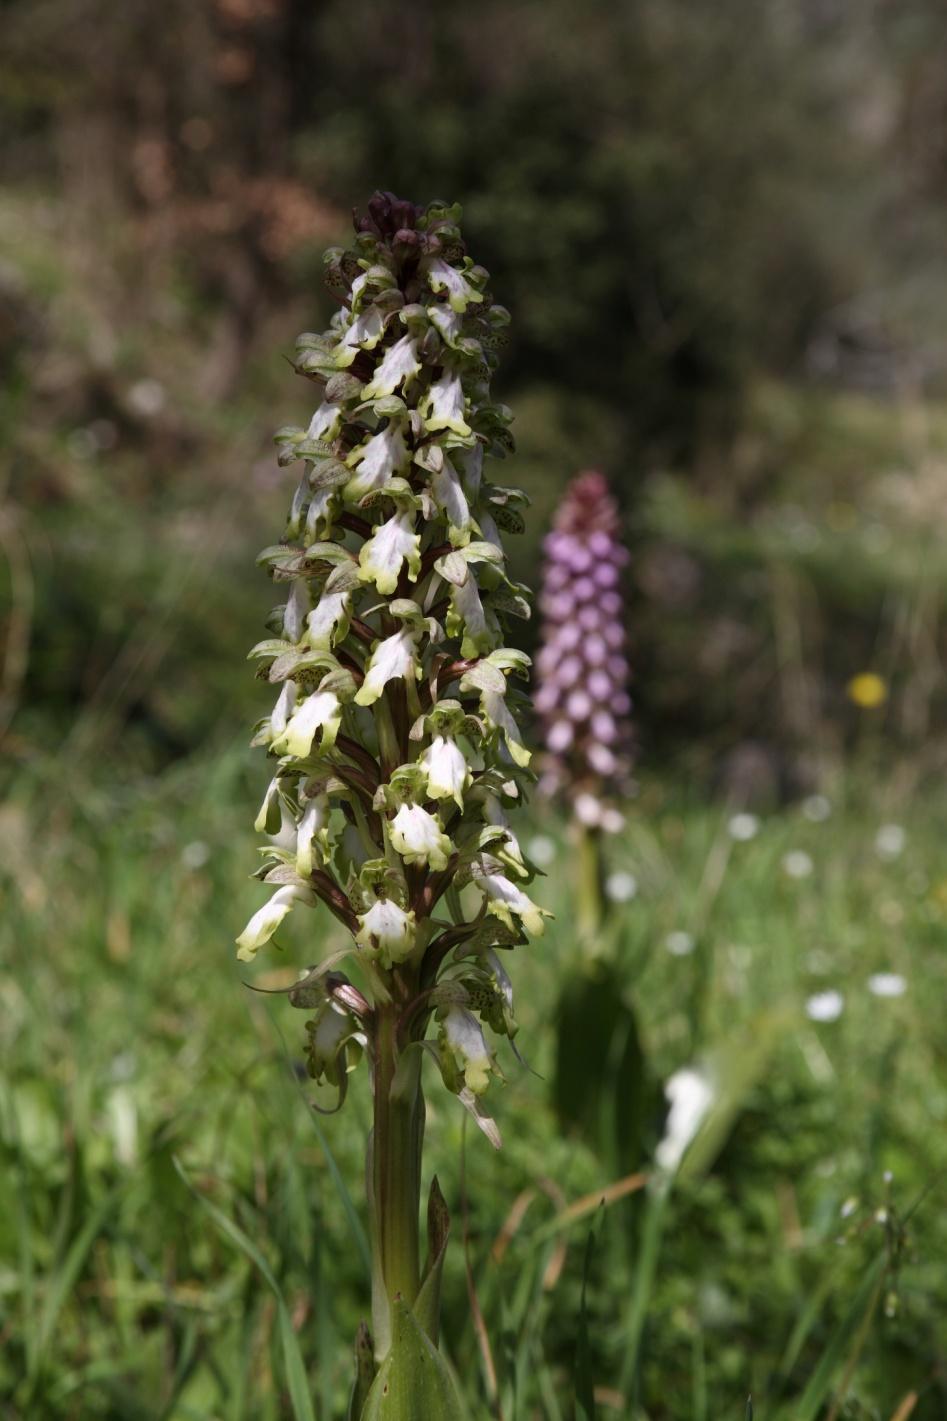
345, 422, 409, 498
481, 689, 531, 768
426, 258, 484, 314
307, 401, 343, 442
362, 334, 421, 399
420, 735, 470, 808
477, 869, 548, 937
429, 457, 471, 545
296, 794, 330, 877
421, 368, 471, 437
336, 305, 385, 365
236, 883, 315, 962
389, 802, 452, 871
355, 896, 417, 966
305, 1000, 360, 1087
271, 689, 342, 757
268, 680, 298, 741
354, 627, 419, 706
438, 1006, 495, 1094
305, 592, 351, 651
358, 510, 421, 595
448, 573, 494, 657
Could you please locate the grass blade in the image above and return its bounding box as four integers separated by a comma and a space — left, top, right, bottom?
173, 1157, 317, 1421
575, 1224, 598, 1421
790, 1250, 886, 1421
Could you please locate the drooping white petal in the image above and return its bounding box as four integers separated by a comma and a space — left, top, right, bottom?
455, 443, 483, 499
481, 689, 531, 768
296, 794, 330, 877
427, 303, 464, 347
430, 457, 471, 545
481, 791, 527, 876
308, 401, 343, 442
362, 334, 421, 399
477, 509, 502, 551
306, 592, 351, 651
354, 628, 418, 706
441, 1007, 493, 1094
478, 871, 547, 937
422, 368, 471, 437
487, 951, 514, 1013
236, 884, 313, 962
272, 689, 342, 758
358, 511, 421, 595
306, 1001, 355, 1084
389, 803, 452, 871
345, 422, 409, 498
253, 776, 281, 834
269, 800, 298, 851
305, 485, 336, 542
420, 735, 470, 808
337, 305, 384, 362
268, 680, 298, 739
282, 581, 309, 643
449, 573, 492, 656
426, 258, 484, 314
355, 898, 417, 965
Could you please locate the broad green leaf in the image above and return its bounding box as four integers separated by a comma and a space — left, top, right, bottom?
360, 1299, 465, 1421
414, 1176, 450, 1346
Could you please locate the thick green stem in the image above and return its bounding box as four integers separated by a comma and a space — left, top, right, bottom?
370, 1003, 424, 1360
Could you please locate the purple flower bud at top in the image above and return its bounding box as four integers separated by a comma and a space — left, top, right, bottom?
535, 470, 633, 829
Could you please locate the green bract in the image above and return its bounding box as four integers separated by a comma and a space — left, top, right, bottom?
239, 194, 547, 1130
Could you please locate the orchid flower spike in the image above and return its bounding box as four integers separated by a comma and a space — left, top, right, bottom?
535, 469, 633, 832
236, 193, 546, 1390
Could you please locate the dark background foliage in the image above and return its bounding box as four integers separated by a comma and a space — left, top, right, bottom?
5, 0, 947, 782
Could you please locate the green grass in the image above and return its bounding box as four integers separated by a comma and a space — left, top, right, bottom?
3, 746, 947, 1418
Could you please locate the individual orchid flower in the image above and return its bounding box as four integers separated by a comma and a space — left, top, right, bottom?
437, 1005, 496, 1095
296, 793, 330, 877
235, 883, 316, 962
355, 896, 417, 968
271, 687, 342, 758
421, 366, 471, 437
308, 401, 343, 443
362, 333, 421, 399
336, 304, 385, 365
304, 998, 362, 1088
357, 507, 421, 595
345, 420, 410, 498
389, 801, 452, 871
420, 734, 470, 809
353, 626, 420, 707
424, 256, 485, 313
429, 456, 471, 545
237, 192, 544, 1408
305, 592, 351, 651
474, 862, 549, 937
